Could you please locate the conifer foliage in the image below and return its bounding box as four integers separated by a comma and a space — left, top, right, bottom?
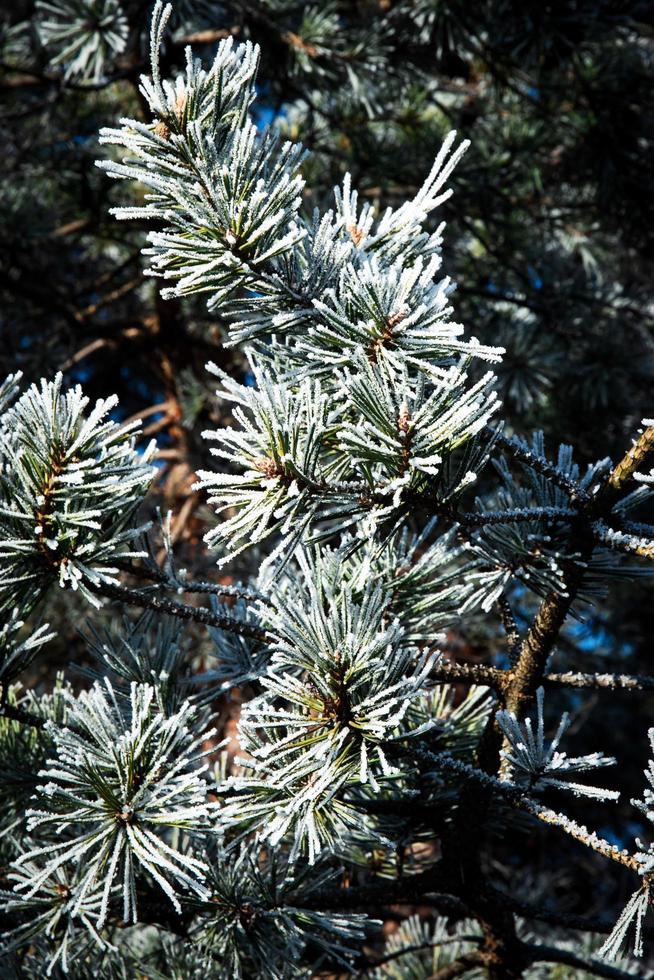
1, 3, 654, 977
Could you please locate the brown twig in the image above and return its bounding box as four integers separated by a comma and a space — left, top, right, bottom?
608, 423, 654, 490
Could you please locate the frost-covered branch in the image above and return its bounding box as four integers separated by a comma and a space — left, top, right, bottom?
0, 372, 155, 616
521, 799, 639, 873
2, 2, 654, 975
609, 420, 654, 491
544, 671, 654, 692
86, 576, 267, 641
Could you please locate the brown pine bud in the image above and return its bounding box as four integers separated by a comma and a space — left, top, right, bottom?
347, 222, 365, 246
398, 403, 411, 432
253, 456, 283, 479
153, 120, 171, 140
175, 93, 187, 122
387, 308, 409, 329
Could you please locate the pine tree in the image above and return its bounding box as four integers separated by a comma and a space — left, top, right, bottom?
1, 2, 654, 977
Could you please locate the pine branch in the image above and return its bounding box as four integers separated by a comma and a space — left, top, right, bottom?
488, 428, 591, 504
524, 942, 644, 979
455, 506, 577, 527
521, 799, 640, 873
505, 554, 588, 716
429, 954, 486, 979
409, 745, 524, 802
115, 558, 267, 602
497, 592, 522, 663
85, 577, 267, 642
544, 671, 654, 692
608, 423, 654, 490
173, 27, 240, 46
504, 413, 654, 718
405, 746, 640, 881
433, 662, 654, 694
302, 875, 469, 917
370, 934, 483, 969
593, 520, 654, 561
430, 661, 508, 690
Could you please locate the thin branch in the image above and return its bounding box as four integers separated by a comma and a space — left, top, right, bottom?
593, 520, 654, 561
410, 745, 523, 801
505, 419, 654, 718
74, 275, 142, 322
49, 216, 91, 239
121, 400, 175, 428
521, 799, 640, 873
488, 428, 591, 504
59, 326, 143, 371
404, 748, 641, 879
173, 26, 241, 45
430, 661, 507, 690
608, 423, 654, 490
431, 660, 654, 695
371, 934, 483, 968
85, 578, 267, 642
428, 953, 485, 979
497, 592, 521, 663
456, 506, 577, 527
505, 545, 589, 717
114, 558, 267, 603
487, 884, 654, 940
544, 670, 654, 692
524, 941, 644, 979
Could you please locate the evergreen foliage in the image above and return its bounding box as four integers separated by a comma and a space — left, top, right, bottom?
35, 0, 129, 82
1, 1, 654, 977
0, 372, 156, 613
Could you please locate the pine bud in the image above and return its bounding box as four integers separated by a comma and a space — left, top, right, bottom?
153, 119, 171, 140
398, 403, 411, 432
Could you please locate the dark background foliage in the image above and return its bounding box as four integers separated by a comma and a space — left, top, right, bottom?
2, 0, 654, 948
